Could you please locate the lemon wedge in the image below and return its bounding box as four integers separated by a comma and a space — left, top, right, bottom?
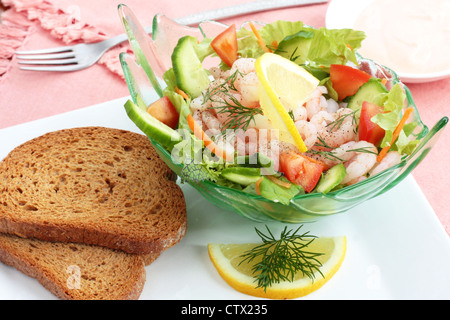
255, 53, 319, 153
208, 236, 346, 299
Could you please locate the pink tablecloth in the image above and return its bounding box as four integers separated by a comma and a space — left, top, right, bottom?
1, 0, 449, 234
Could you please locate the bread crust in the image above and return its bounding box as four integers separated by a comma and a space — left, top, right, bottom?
0, 127, 187, 255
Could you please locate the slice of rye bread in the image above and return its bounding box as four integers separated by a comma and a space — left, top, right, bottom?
0, 126, 187, 255
0, 233, 149, 300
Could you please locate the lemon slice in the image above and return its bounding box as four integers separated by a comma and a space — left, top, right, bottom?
255, 53, 319, 153
208, 236, 346, 299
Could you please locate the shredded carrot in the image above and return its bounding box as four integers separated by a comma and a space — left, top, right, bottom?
377, 107, 414, 162
175, 86, 189, 100
186, 113, 233, 162
249, 22, 271, 53
255, 177, 264, 195
267, 175, 292, 189
381, 78, 388, 86
270, 40, 278, 52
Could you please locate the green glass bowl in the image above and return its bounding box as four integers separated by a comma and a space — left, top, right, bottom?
117, 5, 448, 223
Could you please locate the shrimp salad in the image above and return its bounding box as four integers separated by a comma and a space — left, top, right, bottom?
144, 20, 420, 204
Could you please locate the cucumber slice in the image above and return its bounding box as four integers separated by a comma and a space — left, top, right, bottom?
315, 163, 346, 194
275, 30, 314, 65
235, 153, 274, 168
172, 36, 211, 98
347, 78, 388, 114
221, 167, 262, 186
124, 99, 182, 150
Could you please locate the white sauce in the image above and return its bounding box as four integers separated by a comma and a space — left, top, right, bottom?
354, 0, 450, 74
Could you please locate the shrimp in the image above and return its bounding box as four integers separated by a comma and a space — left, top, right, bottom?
211, 91, 248, 128
209, 67, 230, 80
192, 109, 221, 135
202, 110, 221, 132
234, 128, 259, 156
315, 85, 340, 113
305, 140, 358, 169
292, 105, 308, 121
229, 58, 260, 108
311, 108, 357, 148
341, 141, 378, 185
249, 114, 271, 130
369, 151, 402, 176
192, 110, 203, 125
309, 110, 335, 129
190, 78, 226, 113
234, 72, 260, 108
258, 136, 280, 165
234, 130, 247, 156
326, 98, 339, 113
234, 127, 280, 165
190, 95, 212, 111
230, 58, 256, 75
295, 120, 318, 149
305, 87, 328, 120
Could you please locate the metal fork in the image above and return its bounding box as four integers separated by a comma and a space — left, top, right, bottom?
14, 0, 327, 72
15, 30, 139, 71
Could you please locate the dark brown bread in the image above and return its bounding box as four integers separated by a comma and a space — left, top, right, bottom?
0, 233, 147, 300
0, 127, 187, 255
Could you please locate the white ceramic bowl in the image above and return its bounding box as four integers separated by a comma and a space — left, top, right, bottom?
325, 0, 450, 83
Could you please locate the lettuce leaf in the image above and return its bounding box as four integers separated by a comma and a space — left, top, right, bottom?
236, 20, 305, 59
306, 28, 365, 68
235, 20, 365, 71
260, 20, 305, 47
236, 27, 264, 60
162, 68, 192, 130
371, 83, 420, 155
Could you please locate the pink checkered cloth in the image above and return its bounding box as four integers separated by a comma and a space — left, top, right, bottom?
0, 0, 449, 234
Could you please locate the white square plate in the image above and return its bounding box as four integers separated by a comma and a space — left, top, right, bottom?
1, 96, 449, 300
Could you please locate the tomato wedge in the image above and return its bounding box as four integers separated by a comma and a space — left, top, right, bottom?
330, 64, 372, 101
146, 96, 179, 129
358, 101, 385, 146
279, 151, 324, 193
211, 24, 238, 67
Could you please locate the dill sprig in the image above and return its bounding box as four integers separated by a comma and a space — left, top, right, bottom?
212, 95, 263, 131
202, 69, 263, 131
289, 46, 302, 63
314, 135, 334, 149
307, 149, 344, 163
288, 109, 296, 122
238, 225, 324, 292
307, 136, 345, 162
346, 147, 378, 155
309, 135, 379, 162
325, 109, 358, 133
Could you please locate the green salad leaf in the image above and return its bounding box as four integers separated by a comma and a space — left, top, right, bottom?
306, 27, 365, 68
162, 68, 192, 130
235, 20, 365, 70
234, 21, 305, 60
243, 176, 304, 205
259, 20, 306, 48
371, 83, 420, 155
